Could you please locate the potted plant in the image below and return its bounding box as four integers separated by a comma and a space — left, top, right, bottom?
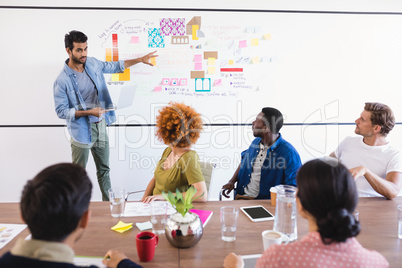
162, 186, 204, 248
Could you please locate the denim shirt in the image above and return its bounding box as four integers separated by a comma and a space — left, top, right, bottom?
235, 135, 302, 199
53, 57, 125, 144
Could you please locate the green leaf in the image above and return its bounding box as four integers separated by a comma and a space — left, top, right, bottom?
162, 186, 205, 216
176, 188, 184, 201
161, 191, 169, 202
175, 199, 186, 216
185, 186, 196, 205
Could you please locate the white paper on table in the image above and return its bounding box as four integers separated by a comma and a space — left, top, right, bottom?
123, 201, 176, 217
74, 256, 106, 267
0, 223, 27, 249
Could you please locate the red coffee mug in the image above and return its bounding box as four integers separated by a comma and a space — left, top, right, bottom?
136, 231, 159, 262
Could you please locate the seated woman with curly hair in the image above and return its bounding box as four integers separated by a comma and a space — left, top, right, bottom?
224, 158, 389, 268
141, 102, 207, 203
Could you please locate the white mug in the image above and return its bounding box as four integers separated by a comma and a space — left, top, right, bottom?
261, 230, 289, 250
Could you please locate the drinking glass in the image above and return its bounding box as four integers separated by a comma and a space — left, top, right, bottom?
220, 206, 239, 242
150, 202, 168, 235
108, 188, 125, 218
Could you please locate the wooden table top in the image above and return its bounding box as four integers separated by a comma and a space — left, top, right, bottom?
1, 197, 401, 267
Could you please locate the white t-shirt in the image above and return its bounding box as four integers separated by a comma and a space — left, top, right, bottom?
244, 142, 269, 198
334, 136, 402, 197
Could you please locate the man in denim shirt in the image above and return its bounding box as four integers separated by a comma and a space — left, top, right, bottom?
221, 107, 302, 199
54, 31, 157, 200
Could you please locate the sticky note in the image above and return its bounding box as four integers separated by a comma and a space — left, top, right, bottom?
131, 36, 139, 43
229, 60, 234, 65
208, 58, 216, 66
186, 16, 201, 35
179, 78, 188, 85
191, 71, 205, 79
246, 26, 254, 33
239, 40, 247, 48
214, 79, 222, 86
208, 67, 216, 74
252, 57, 259, 64
171, 78, 178, 86
194, 54, 202, 62
204, 51, 218, 60
105, 48, 112, 62
111, 74, 119, 82
251, 38, 259, 46
264, 33, 272, 40
154, 86, 162, 92
111, 221, 133, 233
119, 69, 130, 81
254, 26, 262, 33
150, 57, 157, 66
162, 78, 170, 85
195, 62, 202, 70
136, 221, 153, 231
192, 25, 199, 40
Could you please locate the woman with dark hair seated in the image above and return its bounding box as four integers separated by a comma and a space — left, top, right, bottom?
224, 158, 389, 268
141, 102, 207, 203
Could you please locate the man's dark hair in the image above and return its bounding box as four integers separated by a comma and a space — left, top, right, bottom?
64, 30, 88, 50
364, 102, 395, 136
20, 163, 92, 242
261, 107, 283, 134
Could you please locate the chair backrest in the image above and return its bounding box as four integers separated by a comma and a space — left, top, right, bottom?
199, 161, 216, 200
125, 190, 145, 201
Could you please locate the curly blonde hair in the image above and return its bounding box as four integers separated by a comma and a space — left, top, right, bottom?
156, 102, 203, 148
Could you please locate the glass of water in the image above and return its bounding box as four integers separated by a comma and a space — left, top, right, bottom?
398, 205, 402, 239
220, 206, 239, 242
150, 201, 168, 235
108, 188, 125, 218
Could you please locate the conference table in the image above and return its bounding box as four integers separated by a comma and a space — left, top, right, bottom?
1, 197, 401, 267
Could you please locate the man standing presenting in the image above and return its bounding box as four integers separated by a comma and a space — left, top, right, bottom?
330, 102, 402, 199
54, 31, 157, 200
221, 107, 302, 199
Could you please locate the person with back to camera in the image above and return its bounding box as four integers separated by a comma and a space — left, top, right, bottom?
223, 158, 389, 268
0, 163, 141, 268
221, 107, 301, 200
141, 102, 207, 203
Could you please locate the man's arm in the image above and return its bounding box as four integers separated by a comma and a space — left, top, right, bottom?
221, 164, 240, 198
349, 167, 402, 199
283, 150, 302, 187
124, 51, 158, 69
75, 107, 106, 119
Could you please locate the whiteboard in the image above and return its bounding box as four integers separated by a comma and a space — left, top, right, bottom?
1, 7, 402, 126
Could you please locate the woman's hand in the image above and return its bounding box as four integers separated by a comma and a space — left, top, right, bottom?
141, 194, 164, 203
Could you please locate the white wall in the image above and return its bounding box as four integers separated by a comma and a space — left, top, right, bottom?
1, 1, 402, 202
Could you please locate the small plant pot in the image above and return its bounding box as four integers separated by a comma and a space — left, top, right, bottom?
165, 212, 203, 248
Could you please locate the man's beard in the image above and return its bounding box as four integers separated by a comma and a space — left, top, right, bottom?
71, 54, 86, 65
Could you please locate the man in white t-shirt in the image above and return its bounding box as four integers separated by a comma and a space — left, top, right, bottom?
330, 102, 402, 199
